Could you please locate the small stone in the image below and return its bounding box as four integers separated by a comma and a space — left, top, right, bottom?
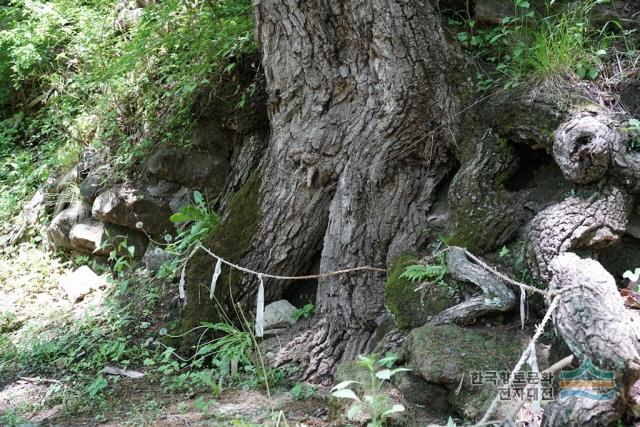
264, 300, 298, 329
58, 266, 106, 303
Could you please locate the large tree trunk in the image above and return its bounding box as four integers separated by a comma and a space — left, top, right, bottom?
231, 0, 464, 382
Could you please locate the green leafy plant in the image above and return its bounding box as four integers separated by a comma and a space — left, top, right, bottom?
331, 353, 409, 427
292, 303, 315, 320
400, 253, 447, 284
87, 375, 108, 399
159, 191, 220, 278
290, 382, 317, 400
169, 191, 220, 251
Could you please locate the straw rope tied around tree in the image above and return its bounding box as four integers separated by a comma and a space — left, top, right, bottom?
177, 243, 388, 337
177, 243, 603, 425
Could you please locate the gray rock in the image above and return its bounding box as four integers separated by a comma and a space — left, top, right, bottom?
92, 183, 175, 236
475, 0, 513, 26
145, 178, 181, 198
47, 201, 92, 250
264, 300, 298, 329
192, 121, 233, 153
147, 147, 229, 189
143, 245, 175, 273
169, 186, 191, 213
59, 266, 107, 302
69, 219, 148, 259
79, 165, 110, 204
403, 324, 521, 421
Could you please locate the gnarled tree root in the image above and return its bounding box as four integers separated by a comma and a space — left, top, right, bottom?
527, 185, 632, 281
540, 253, 640, 426
428, 247, 515, 325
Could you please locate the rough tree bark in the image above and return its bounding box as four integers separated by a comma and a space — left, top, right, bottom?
541, 253, 640, 426
237, 0, 464, 382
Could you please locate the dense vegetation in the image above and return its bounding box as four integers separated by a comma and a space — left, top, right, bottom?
0, 0, 254, 226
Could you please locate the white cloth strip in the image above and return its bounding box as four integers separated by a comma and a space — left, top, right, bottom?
210, 257, 222, 299
255, 274, 265, 337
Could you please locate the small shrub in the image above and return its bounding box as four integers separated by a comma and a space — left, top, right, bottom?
332, 353, 409, 427
290, 382, 317, 400
292, 303, 315, 320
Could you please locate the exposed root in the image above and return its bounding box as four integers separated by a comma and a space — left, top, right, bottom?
527, 185, 632, 280
429, 247, 516, 325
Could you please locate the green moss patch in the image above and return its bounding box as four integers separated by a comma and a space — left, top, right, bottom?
384, 255, 454, 330
173, 173, 261, 345
403, 324, 522, 422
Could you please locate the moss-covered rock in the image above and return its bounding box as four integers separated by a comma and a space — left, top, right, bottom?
172, 173, 261, 345
403, 324, 522, 421
384, 255, 455, 330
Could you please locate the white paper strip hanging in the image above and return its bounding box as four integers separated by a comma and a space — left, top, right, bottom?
255, 274, 265, 337
209, 257, 222, 299
179, 265, 186, 307
520, 287, 526, 330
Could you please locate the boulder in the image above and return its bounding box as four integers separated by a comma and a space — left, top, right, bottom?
192, 121, 234, 153
69, 219, 148, 259
79, 164, 110, 204
392, 371, 452, 416
403, 324, 521, 421
142, 245, 175, 273
58, 266, 107, 302
264, 299, 297, 329
474, 0, 514, 26
146, 147, 229, 190
92, 183, 175, 236
47, 201, 92, 250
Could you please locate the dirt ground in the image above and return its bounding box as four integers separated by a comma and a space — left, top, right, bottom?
0, 376, 330, 426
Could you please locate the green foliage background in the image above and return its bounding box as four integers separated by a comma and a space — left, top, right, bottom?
0, 0, 255, 224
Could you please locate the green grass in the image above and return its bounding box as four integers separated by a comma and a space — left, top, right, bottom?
454, 0, 631, 88
508, 2, 612, 82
